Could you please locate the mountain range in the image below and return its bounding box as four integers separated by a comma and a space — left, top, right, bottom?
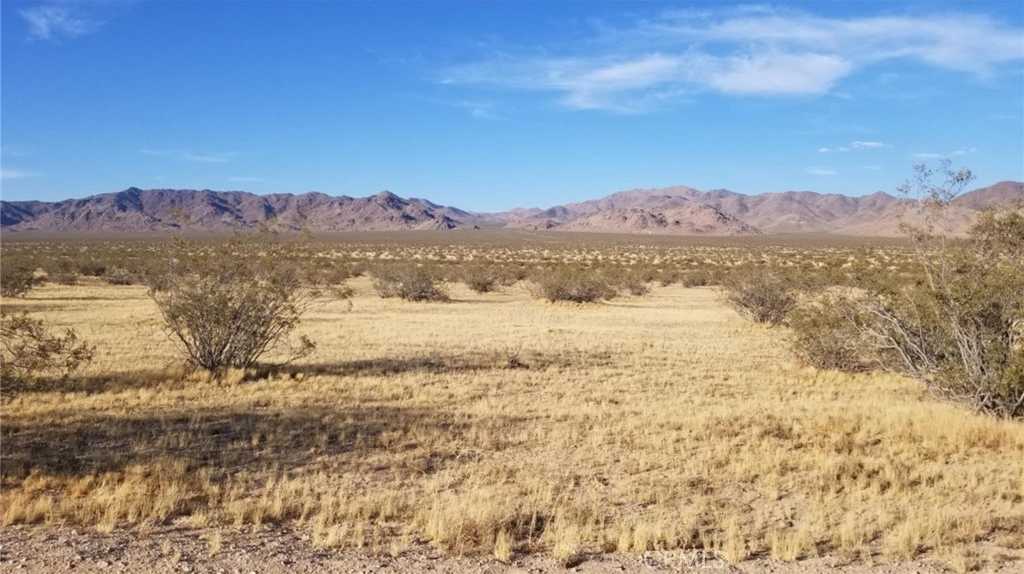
2, 181, 1021, 236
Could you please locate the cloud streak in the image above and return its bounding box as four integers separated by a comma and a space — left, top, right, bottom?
141, 149, 237, 164
442, 8, 1024, 112
1, 168, 39, 180
806, 167, 838, 176
20, 5, 100, 40
912, 147, 976, 160
819, 140, 890, 153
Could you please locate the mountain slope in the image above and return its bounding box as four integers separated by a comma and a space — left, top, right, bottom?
0, 188, 479, 232
2, 181, 1020, 236
496, 181, 1022, 236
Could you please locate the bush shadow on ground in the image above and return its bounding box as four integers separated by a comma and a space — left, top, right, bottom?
6, 349, 613, 397
1, 404, 469, 480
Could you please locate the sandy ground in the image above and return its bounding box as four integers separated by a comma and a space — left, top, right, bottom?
3, 525, 1014, 574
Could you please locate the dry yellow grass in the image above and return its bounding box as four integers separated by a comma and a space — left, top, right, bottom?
2, 277, 1023, 570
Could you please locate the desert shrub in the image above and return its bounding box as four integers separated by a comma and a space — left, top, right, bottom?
51, 271, 79, 285
103, 267, 138, 285
76, 259, 108, 277
658, 270, 681, 287
788, 293, 877, 372
792, 164, 1024, 417
680, 270, 711, 288
148, 238, 316, 373
866, 166, 1024, 416
623, 279, 650, 296
612, 271, 651, 296
43, 259, 79, 285
372, 264, 449, 302
307, 263, 352, 287
1, 312, 94, 385
1, 261, 38, 298
532, 267, 617, 303
722, 268, 797, 326
500, 265, 528, 286
460, 264, 501, 293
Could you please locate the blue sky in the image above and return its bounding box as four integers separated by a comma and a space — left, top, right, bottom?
2, 1, 1022, 211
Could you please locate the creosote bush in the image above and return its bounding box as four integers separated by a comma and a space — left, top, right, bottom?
788, 292, 876, 373
0, 312, 94, 386
1, 261, 39, 299
605, 268, 651, 297
460, 264, 501, 293
722, 268, 797, 326
532, 267, 617, 303
372, 264, 449, 302
862, 212, 1023, 417
148, 238, 316, 374
790, 164, 1024, 417
103, 267, 138, 285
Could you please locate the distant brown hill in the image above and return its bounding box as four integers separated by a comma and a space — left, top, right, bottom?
495, 182, 1023, 236
2, 181, 1020, 236
0, 188, 476, 232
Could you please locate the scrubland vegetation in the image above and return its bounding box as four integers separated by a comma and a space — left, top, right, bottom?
1, 170, 1022, 571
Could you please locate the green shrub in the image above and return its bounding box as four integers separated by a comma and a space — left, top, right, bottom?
77, 259, 108, 277
788, 293, 876, 372
1, 261, 39, 298
104, 267, 138, 285
148, 238, 316, 373
791, 164, 1024, 417
615, 273, 651, 296
532, 267, 617, 303
460, 264, 501, 293
722, 268, 796, 326
51, 272, 79, 286
680, 270, 711, 288
372, 264, 449, 302
43, 259, 79, 286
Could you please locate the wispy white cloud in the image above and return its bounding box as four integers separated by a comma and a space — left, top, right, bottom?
182, 152, 235, 164
445, 51, 847, 112
142, 149, 237, 163
912, 147, 976, 160
453, 100, 499, 119
950, 147, 977, 156
806, 167, 837, 176
442, 8, 1023, 112
819, 140, 887, 152
20, 5, 100, 41
850, 140, 888, 149
1, 168, 39, 180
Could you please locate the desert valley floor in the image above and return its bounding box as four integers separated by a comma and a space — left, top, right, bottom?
2, 275, 1022, 573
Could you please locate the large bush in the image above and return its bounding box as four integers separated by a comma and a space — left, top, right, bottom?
148, 238, 316, 373
531, 267, 617, 303
722, 268, 797, 326
1, 313, 94, 385
605, 268, 651, 297
792, 163, 1024, 417
460, 264, 501, 294
372, 264, 449, 302
1, 260, 39, 298
788, 292, 877, 373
